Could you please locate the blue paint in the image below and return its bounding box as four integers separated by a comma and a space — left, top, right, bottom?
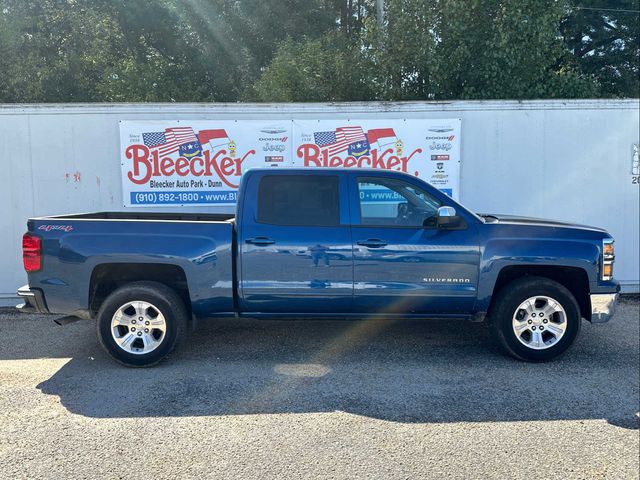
26, 168, 619, 321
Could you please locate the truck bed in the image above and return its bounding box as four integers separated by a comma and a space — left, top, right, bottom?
35, 211, 235, 222
25, 212, 236, 318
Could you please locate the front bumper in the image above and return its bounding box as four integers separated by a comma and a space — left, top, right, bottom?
590, 293, 618, 323
16, 285, 49, 314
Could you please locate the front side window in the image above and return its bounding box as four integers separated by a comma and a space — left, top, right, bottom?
257, 175, 340, 226
357, 177, 441, 227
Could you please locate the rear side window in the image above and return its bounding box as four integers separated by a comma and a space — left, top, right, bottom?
257, 175, 340, 226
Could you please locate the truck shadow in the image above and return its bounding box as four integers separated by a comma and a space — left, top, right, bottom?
5, 310, 639, 428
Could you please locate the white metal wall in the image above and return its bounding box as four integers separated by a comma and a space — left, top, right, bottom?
1, 100, 638, 305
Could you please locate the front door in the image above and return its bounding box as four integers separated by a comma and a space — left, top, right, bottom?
239, 173, 353, 313
351, 175, 480, 315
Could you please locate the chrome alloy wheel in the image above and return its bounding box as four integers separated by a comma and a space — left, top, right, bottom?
110, 301, 167, 355
512, 296, 567, 350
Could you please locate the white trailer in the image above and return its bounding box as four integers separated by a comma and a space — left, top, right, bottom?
1, 99, 638, 304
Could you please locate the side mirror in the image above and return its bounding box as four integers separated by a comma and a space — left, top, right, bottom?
436, 206, 462, 228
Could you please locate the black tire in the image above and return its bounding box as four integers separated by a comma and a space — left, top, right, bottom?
96, 281, 188, 367
489, 276, 581, 362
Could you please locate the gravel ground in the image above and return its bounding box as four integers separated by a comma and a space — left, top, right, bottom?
0, 298, 638, 479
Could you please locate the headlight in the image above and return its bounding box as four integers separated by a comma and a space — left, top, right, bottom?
602, 239, 614, 280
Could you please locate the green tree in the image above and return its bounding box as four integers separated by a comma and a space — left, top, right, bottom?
255, 0, 606, 101
362, 0, 438, 100
1, 0, 194, 102
251, 32, 374, 101
0, 0, 637, 102
431, 0, 599, 99
0, 0, 344, 102
561, 0, 639, 97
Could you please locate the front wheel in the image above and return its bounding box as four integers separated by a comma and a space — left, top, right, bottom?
96, 281, 188, 367
489, 277, 581, 361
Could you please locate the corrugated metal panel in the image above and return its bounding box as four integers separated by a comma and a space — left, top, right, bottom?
1, 100, 638, 305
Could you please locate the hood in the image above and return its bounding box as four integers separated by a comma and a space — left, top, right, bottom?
478, 213, 608, 233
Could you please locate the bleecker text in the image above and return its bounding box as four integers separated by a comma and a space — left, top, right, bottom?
126, 144, 255, 188
297, 144, 422, 173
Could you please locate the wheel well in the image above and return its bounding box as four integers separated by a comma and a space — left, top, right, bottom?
89, 263, 190, 317
492, 265, 591, 320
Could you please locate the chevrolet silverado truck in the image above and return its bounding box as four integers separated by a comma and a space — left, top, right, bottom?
18, 168, 619, 366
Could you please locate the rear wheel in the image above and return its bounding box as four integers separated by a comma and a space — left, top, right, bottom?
96, 281, 188, 367
489, 276, 581, 361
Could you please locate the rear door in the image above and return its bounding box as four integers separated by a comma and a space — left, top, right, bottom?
350, 174, 480, 315
238, 172, 353, 313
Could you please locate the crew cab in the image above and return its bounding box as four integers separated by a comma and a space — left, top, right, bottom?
18, 168, 620, 366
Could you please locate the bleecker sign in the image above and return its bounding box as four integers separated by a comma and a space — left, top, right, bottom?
119, 119, 461, 206
125, 145, 253, 187
293, 119, 461, 199
120, 121, 294, 206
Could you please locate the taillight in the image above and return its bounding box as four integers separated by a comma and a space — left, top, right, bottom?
22, 233, 42, 272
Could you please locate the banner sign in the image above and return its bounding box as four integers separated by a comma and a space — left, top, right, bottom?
120, 120, 293, 206
119, 119, 461, 207
292, 119, 461, 200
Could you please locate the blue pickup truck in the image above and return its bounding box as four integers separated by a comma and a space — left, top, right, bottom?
18, 168, 619, 366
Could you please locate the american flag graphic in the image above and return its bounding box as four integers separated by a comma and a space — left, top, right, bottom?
314, 126, 367, 156
142, 131, 166, 148
142, 127, 198, 157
